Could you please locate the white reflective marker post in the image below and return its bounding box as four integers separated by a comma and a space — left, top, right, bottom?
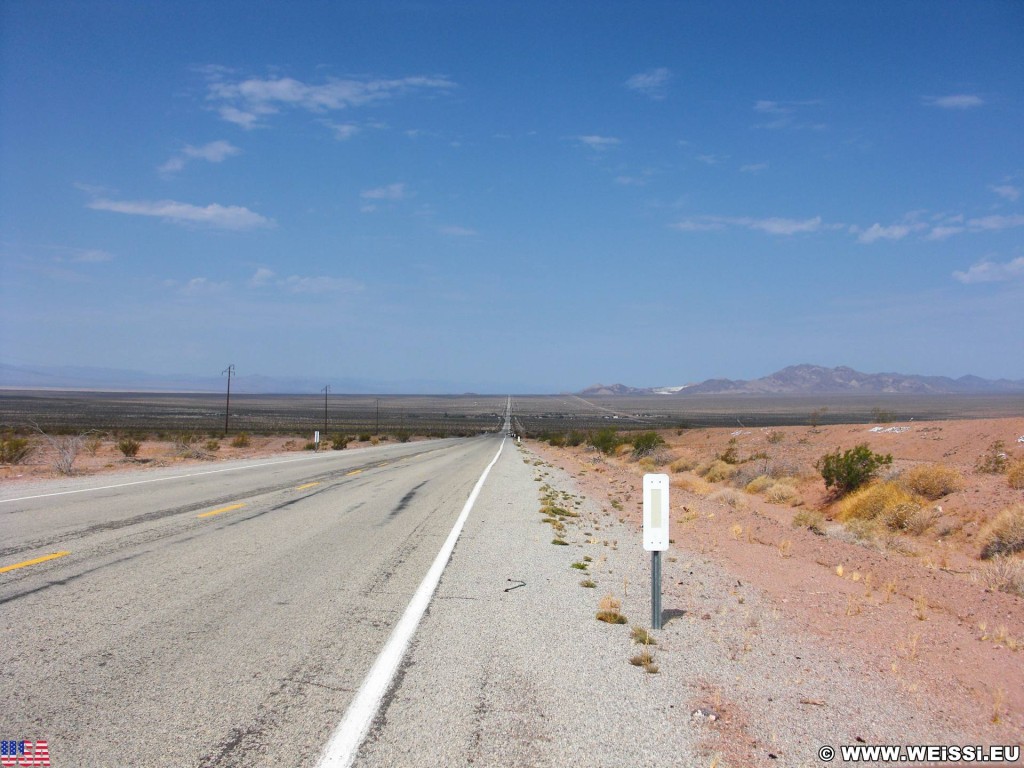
643, 473, 670, 630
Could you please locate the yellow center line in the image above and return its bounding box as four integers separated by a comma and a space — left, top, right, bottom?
345, 469, 362, 476
197, 503, 245, 519
296, 482, 321, 491
0, 551, 71, 574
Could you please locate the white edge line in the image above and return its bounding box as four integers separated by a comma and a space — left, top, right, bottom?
0, 451, 362, 504
316, 437, 506, 768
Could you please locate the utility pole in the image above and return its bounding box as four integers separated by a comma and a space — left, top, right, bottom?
322, 384, 330, 437
375, 398, 380, 434
222, 364, 235, 436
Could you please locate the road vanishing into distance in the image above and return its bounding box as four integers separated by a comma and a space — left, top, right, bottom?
1, 429, 521, 767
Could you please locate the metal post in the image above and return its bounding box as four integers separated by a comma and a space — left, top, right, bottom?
222, 364, 234, 436
375, 399, 380, 434
651, 550, 663, 630
322, 384, 330, 436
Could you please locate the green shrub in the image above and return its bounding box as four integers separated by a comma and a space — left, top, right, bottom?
631, 431, 666, 458
358, 433, 372, 442
717, 439, 740, 465
816, 444, 892, 495
230, 432, 251, 448
589, 428, 621, 456
117, 437, 142, 458
566, 430, 586, 447
332, 434, 350, 450
204, 439, 220, 452
547, 433, 566, 447
394, 430, 412, 443
0, 436, 32, 464
976, 441, 1009, 474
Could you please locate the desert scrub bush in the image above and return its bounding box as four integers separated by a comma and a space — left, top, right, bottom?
745, 474, 773, 494
699, 459, 738, 483
230, 432, 251, 448
331, 434, 350, 450
980, 505, 1024, 560
595, 594, 627, 624
358, 433, 372, 442
837, 481, 920, 523
717, 439, 740, 465
394, 429, 412, 443
84, 435, 103, 456
0, 435, 33, 464
669, 452, 699, 473
709, 488, 748, 510
631, 431, 666, 458
816, 443, 892, 495
671, 472, 713, 495
566, 430, 586, 447
766, 430, 785, 444
1007, 461, 1024, 490
545, 432, 566, 447
588, 428, 622, 456
975, 441, 1009, 474
204, 439, 220, 452
765, 482, 802, 506
117, 437, 141, 458
978, 557, 1024, 597
792, 509, 825, 534
904, 463, 963, 499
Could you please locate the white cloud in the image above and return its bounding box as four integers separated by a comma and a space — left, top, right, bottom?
249, 267, 275, 287
968, 213, 1024, 232
575, 135, 620, 150
925, 94, 984, 109
740, 163, 769, 174
160, 140, 240, 174
88, 198, 272, 230
927, 225, 965, 240
990, 184, 1021, 202
246, 268, 362, 294
672, 215, 822, 236
953, 256, 1024, 284
329, 123, 360, 141
857, 222, 916, 243
206, 73, 456, 129
360, 182, 407, 201
625, 68, 671, 100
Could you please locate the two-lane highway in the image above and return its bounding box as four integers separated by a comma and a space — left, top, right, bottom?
0, 435, 503, 767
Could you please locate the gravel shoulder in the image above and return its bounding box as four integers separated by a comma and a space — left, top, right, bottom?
355, 441, 1006, 767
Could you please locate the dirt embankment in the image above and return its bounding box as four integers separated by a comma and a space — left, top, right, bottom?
527, 417, 1024, 745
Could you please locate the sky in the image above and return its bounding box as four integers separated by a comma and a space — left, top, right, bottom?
1, 0, 1022, 393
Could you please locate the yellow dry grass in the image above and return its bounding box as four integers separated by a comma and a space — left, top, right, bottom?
904, 463, 963, 499
836, 481, 920, 523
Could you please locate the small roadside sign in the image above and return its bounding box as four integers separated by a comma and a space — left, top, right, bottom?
643, 473, 670, 551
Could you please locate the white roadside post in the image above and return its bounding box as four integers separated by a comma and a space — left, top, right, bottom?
314, 430, 320, 451
643, 473, 670, 630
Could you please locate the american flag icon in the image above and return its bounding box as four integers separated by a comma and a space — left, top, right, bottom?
0, 741, 50, 767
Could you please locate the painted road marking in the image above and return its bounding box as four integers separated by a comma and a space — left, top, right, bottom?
296, 482, 321, 491
345, 469, 362, 476
0, 551, 71, 574
197, 503, 245, 519
317, 438, 506, 768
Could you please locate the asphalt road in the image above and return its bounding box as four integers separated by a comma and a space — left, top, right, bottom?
0, 435, 507, 767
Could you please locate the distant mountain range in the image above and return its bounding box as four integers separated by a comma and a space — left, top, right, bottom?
580, 365, 1024, 396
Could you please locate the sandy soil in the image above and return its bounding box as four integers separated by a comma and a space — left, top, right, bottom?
0, 433, 406, 485
527, 417, 1024, 748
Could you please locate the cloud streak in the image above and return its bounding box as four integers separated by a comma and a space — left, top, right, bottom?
88, 198, 273, 230
575, 135, 620, 150
159, 140, 241, 174
925, 94, 984, 109
625, 67, 671, 100
672, 215, 824, 236
953, 256, 1024, 284
206, 73, 456, 129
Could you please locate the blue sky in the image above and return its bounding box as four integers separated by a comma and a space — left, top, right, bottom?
1, 1, 1022, 393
